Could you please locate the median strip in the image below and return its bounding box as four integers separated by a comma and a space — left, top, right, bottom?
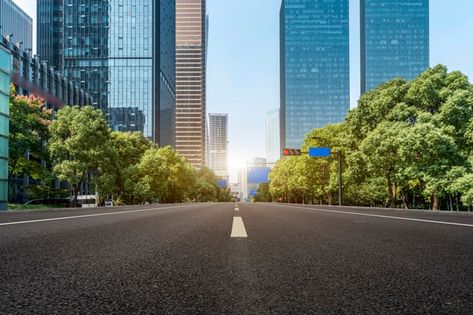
231, 216, 247, 238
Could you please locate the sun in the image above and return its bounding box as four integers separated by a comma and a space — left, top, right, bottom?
228, 157, 247, 172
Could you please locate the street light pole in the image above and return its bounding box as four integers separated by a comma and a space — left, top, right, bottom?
336, 151, 342, 206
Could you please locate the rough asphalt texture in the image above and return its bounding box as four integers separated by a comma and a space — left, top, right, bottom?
1, 203, 472, 314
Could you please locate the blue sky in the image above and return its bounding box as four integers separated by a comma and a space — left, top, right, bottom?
14, 0, 473, 181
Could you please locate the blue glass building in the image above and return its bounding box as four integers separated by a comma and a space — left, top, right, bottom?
280, 0, 350, 150
361, 0, 429, 93
0, 0, 33, 50
38, 0, 176, 146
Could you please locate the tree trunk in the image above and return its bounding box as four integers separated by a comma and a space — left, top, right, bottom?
73, 185, 79, 208
400, 193, 409, 209
328, 192, 333, 206
388, 179, 396, 208
432, 194, 440, 211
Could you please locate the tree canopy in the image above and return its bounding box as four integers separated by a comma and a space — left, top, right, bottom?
269, 65, 473, 210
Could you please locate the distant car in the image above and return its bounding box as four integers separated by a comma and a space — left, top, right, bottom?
104, 200, 114, 207
24, 198, 72, 208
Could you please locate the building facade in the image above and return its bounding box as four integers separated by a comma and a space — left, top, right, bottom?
280, 0, 350, 150
266, 109, 280, 164
2, 36, 94, 203
238, 158, 269, 202
361, 0, 429, 93
37, 0, 176, 145
0, 44, 10, 210
0, 0, 33, 50
175, 0, 207, 168
206, 113, 228, 178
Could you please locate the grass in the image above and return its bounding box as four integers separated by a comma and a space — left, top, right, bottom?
8, 204, 62, 211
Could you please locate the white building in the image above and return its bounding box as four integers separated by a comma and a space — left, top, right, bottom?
207, 113, 228, 177
266, 109, 280, 163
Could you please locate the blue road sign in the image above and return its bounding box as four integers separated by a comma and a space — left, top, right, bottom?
309, 147, 331, 158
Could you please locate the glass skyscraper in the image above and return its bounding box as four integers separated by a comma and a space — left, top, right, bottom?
280, 0, 350, 150
360, 0, 429, 93
175, 0, 207, 168
37, 0, 176, 145
266, 109, 280, 164
206, 113, 228, 178
0, 0, 33, 50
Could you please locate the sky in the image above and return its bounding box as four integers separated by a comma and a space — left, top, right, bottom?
12, 0, 473, 182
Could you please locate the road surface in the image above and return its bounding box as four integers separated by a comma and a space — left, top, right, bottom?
1, 203, 472, 314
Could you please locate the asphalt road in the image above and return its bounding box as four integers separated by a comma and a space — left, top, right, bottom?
1, 203, 473, 314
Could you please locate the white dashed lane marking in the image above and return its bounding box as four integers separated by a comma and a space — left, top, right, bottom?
231, 216, 247, 238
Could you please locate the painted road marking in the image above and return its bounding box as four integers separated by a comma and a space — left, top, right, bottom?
231, 216, 248, 238
281, 205, 473, 228
0, 205, 190, 227
235, 207, 239, 211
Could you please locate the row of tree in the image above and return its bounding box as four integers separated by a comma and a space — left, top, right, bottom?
8, 85, 232, 205
262, 65, 473, 210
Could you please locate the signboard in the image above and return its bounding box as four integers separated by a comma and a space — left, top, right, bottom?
217, 179, 228, 189
309, 147, 331, 158
247, 167, 270, 184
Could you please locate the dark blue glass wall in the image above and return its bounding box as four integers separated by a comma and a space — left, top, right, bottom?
0, 0, 33, 50
280, 0, 350, 150
37, 0, 176, 145
361, 0, 429, 93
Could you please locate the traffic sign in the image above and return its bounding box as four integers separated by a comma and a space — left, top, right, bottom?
282, 148, 302, 156
309, 147, 331, 157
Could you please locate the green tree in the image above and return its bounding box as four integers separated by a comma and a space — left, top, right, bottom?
8, 86, 52, 198
254, 183, 272, 202
136, 146, 196, 203
359, 121, 407, 208
97, 131, 154, 203
399, 123, 462, 210
48, 106, 111, 206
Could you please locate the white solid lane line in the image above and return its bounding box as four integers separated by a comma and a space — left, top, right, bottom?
281, 205, 473, 228
0, 205, 190, 227
231, 216, 248, 238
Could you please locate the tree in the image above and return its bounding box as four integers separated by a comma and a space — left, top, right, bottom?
135, 146, 196, 203
268, 65, 473, 211
399, 123, 462, 210
359, 121, 407, 208
191, 167, 220, 202
8, 85, 51, 199
97, 131, 154, 204
48, 106, 111, 206
254, 183, 272, 202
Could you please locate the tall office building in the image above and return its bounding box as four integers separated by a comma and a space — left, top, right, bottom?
361, 0, 429, 93
207, 113, 228, 178
37, 0, 176, 145
175, 0, 207, 168
266, 109, 280, 164
280, 0, 350, 150
0, 0, 32, 50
